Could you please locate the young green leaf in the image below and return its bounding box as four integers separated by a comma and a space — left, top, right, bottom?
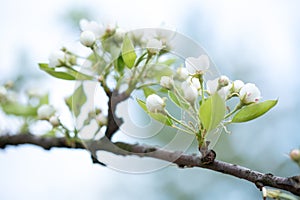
121, 35, 137, 68
65, 84, 87, 117
136, 98, 173, 126
231, 99, 278, 123
1, 102, 37, 116
199, 93, 225, 131
142, 87, 156, 97
114, 55, 125, 74
39, 63, 76, 80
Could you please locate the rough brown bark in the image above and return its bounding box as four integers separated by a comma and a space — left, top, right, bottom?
1, 134, 299, 196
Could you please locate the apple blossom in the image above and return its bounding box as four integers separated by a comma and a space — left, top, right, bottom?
185, 55, 209, 75
146, 39, 163, 54
48, 50, 65, 68
206, 78, 219, 95
233, 80, 244, 93
218, 75, 229, 87
49, 116, 60, 127
79, 19, 103, 37
160, 76, 174, 89
176, 67, 189, 81
182, 81, 198, 104
146, 94, 165, 113
37, 105, 55, 120
80, 30, 96, 47
187, 77, 201, 90
239, 83, 261, 104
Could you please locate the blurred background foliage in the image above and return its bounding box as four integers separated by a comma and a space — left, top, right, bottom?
0, 0, 299, 199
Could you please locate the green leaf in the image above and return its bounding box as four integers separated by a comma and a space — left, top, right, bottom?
142, 87, 156, 97
66, 68, 94, 80
149, 112, 173, 126
137, 99, 148, 112
136, 98, 173, 126
39, 63, 76, 80
1, 102, 37, 116
121, 35, 137, 68
231, 100, 278, 123
199, 93, 225, 131
65, 84, 87, 117
168, 91, 189, 110
114, 55, 125, 74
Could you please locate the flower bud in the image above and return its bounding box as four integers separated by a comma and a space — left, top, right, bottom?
233, 80, 244, 93
146, 94, 165, 113
185, 55, 209, 75
239, 83, 261, 104
218, 75, 229, 87
176, 67, 189, 81
49, 116, 60, 127
182, 81, 198, 104
114, 28, 125, 42
96, 113, 108, 126
80, 31, 96, 47
290, 149, 300, 162
160, 76, 174, 89
146, 39, 163, 54
48, 50, 65, 68
37, 105, 55, 120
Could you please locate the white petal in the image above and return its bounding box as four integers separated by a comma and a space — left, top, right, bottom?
185, 55, 210, 74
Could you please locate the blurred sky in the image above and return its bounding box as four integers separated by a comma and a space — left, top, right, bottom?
1, 0, 300, 199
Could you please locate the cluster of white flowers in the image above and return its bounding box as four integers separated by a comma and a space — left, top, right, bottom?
207, 76, 261, 104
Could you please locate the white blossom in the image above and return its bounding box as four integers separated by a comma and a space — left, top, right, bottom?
218, 84, 232, 99
80, 30, 96, 47
176, 67, 189, 81
114, 28, 126, 42
188, 77, 201, 90
48, 50, 65, 68
79, 19, 103, 37
146, 94, 165, 113
239, 83, 261, 104
207, 77, 232, 99
218, 75, 230, 87
182, 81, 198, 104
207, 78, 219, 95
49, 116, 60, 127
37, 105, 55, 120
96, 113, 108, 126
160, 76, 173, 89
185, 55, 209, 74
146, 39, 163, 54
233, 80, 244, 93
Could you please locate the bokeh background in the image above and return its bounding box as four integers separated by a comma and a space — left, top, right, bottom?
1, 0, 300, 199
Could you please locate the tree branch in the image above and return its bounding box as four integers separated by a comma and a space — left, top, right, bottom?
0, 134, 299, 196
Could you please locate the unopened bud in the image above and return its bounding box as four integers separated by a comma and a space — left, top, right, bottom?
290, 149, 300, 162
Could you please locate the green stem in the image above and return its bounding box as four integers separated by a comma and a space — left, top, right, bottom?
224, 102, 244, 119
166, 111, 196, 133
